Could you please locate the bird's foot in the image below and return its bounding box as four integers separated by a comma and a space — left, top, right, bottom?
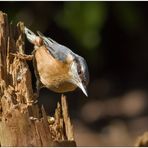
10, 52, 33, 60
34, 92, 39, 99
27, 99, 38, 105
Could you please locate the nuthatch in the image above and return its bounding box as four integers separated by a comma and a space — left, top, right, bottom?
24, 27, 89, 96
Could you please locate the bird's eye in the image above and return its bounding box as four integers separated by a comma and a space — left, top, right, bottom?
78, 69, 81, 75
75, 59, 82, 75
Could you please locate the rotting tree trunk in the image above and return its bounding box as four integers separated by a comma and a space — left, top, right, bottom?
0, 11, 76, 147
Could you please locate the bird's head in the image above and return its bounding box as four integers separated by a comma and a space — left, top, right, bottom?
69, 55, 89, 96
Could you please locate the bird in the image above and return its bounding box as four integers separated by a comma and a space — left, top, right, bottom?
24, 27, 89, 96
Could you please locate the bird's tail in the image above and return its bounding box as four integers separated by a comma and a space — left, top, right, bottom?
24, 27, 37, 44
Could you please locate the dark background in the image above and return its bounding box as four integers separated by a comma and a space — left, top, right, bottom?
1, 1, 148, 146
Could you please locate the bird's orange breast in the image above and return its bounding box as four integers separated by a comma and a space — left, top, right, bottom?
33, 46, 77, 93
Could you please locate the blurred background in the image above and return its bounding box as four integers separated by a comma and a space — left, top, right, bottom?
1, 1, 148, 146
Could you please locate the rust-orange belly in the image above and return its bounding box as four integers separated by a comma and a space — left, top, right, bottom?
33, 46, 77, 93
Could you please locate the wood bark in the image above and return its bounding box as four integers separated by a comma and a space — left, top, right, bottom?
0, 11, 76, 147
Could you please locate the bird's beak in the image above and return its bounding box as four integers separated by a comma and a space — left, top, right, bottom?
78, 82, 88, 97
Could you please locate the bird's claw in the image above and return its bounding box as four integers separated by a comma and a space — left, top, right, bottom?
10, 52, 33, 60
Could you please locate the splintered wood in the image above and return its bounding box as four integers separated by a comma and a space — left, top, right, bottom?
135, 132, 148, 147
0, 11, 76, 146
49, 95, 74, 141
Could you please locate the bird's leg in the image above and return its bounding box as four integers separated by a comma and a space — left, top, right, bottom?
33, 79, 42, 99
10, 52, 33, 61
36, 80, 40, 98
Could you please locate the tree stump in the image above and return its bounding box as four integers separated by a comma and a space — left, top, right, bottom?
0, 11, 76, 147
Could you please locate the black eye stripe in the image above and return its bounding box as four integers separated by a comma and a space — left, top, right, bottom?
77, 63, 81, 74
74, 58, 80, 72
75, 57, 89, 86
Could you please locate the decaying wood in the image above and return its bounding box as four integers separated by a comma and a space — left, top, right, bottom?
135, 132, 148, 147
0, 11, 76, 146
61, 95, 74, 141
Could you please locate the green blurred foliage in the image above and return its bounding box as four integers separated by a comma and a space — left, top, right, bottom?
55, 2, 107, 52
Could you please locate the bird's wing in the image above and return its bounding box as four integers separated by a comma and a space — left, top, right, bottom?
37, 31, 73, 62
